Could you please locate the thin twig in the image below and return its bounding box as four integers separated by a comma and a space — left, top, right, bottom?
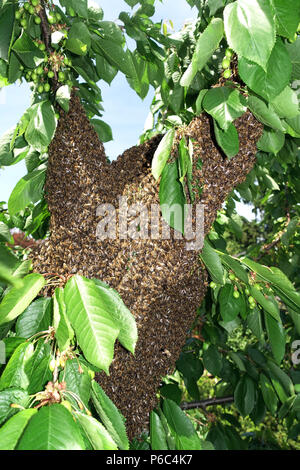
180, 396, 234, 410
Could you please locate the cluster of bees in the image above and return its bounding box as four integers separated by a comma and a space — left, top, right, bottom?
33, 92, 263, 439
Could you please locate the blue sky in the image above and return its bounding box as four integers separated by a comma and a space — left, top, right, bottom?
0, 0, 254, 220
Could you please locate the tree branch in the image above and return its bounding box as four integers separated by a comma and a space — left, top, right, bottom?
180, 396, 234, 410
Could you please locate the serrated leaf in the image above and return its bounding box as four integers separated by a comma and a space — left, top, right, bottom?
224, 0, 276, 69
17, 404, 85, 450
16, 297, 52, 339
91, 381, 129, 450
203, 87, 247, 131
92, 279, 137, 354
64, 275, 120, 374
200, 240, 225, 285
75, 412, 118, 450
180, 18, 224, 87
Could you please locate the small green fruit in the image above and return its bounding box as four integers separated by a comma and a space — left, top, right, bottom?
34, 16, 41, 24
31, 0, 39, 6
58, 71, 65, 81
225, 48, 233, 59
55, 112, 60, 119
48, 14, 56, 24
253, 283, 261, 290
38, 84, 44, 93
66, 80, 73, 87
15, 11, 22, 20
28, 5, 35, 15
210, 281, 217, 289
44, 83, 51, 92
20, 19, 27, 28
245, 288, 250, 296
36, 66, 43, 75
229, 274, 236, 281
248, 296, 255, 304
88, 370, 95, 380
39, 43, 46, 51
223, 69, 231, 79
56, 12, 62, 22
31, 72, 37, 81
233, 291, 240, 299
48, 70, 55, 78
49, 359, 56, 372
222, 58, 231, 69
24, 2, 30, 10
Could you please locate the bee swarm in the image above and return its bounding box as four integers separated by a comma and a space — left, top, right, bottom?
33, 93, 263, 439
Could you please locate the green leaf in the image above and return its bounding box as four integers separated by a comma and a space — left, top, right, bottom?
257, 128, 285, 155
92, 279, 137, 354
267, 360, 294, 402
125, 50, 149, 99
12, 31, 45, 68
91, 381, 129, 450
203, 345, 222, 376
0, 273, 46, 326
64, 275, 120, 374
152, 128, 175, 181
247, 95, 284, 131
0, 245, 22, 288
180, 18, 224, 87
0, 342, 34, 391
162, 399, 202, 450
264, 312, 285, 364
286, 36, 300, 81
224, 0, 276, 69
247, 308, 265, 342
61, 0, 88, 18
93, 38, 132, 77
88, 0, 104, 22
271, 0, 300, 39
0, 3, 15, 61
203, 87, 247, 131
17, 404, 85, 450
15, 297, 52, 339
234, 375, 256, 416
200, 240, 225, 285
75, 412, 118, 450
219, 284, 240, 322
238, 39, 292, 100
53, 288, 74, 352
160, 384, 183, 404
91, 119, 113, 143
25, 101, 57, 152
213, 121, 239, 159
0, 389, 30, 427
95, 54, 118, 84
216, 252, 249, 284
0, 128, 14, 166
8, 168, 46, 215
150, 411, 168, 450
62, 359, 92, 408
0, 409, 37, 450
66, 21, 91, 56
250, 286, 280, 321
259, 373, 278, 414
159, 161, 187, 235
56, 85, 71, 113
271, 86, 299, 118
240, 258, 300, 313
24, 341, 52, 395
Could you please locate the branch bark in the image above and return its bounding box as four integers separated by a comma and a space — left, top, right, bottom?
181, 396, 234, 410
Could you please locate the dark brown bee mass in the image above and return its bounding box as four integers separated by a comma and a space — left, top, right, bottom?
33, 91, 263, 439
